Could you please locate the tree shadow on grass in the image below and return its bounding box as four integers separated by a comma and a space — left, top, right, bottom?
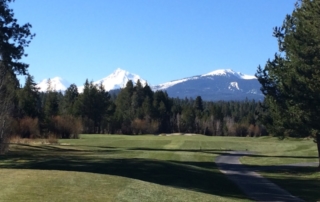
1, 145, 319, 201
123, 147, 318, 160
55, 145, 317, 160
213, 152, 319, 202
256, 168, 320, 202
249, 165, 320, 202
0, 145, 249, 201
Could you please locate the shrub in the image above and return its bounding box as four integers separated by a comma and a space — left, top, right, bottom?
131, 119, 159, 134
49, 116, 82, 139
235, 124, 248, 137
248, 124, 255, 137
18, 117, 40, 138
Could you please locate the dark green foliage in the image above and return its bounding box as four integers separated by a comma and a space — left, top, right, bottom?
75, 80, 111, 133
0, 0, 35, 75
194, 96, 203, 112
14, 77, 263, 138
114, 81, 134, 133
60, 84, 79, 116
43, 80, 59, 120
255, 0, 320, 166
17, 75, 40, 118
0, 0, 34, 153
256, 0, 320, 137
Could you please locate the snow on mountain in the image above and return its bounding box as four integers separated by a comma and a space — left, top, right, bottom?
153, 68, 262, 101
36, 77, 71, 92
152, 77, 199, 91
35, 68, 262, 101
153, 69, 256, 91
201, 69, 256, 79
78, 68, 147, 92
228, 82, 241, 91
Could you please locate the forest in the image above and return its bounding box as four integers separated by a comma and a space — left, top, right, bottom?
11, 75, 266, 139
2, 0, 319, 162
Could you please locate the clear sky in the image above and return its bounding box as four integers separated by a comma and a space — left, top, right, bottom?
11, 0, 296, 86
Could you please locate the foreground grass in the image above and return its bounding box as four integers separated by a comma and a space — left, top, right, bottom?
257, 167, 320, 202
0, 135, 318, 201
0, 169, 239, 202
0, 135, 251, 202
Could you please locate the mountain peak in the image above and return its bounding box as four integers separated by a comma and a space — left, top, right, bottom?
112, 68, 128, 75
36, 77, 71, 92
202, 69, 236, 76
202, 69, 256, 80
78, 68, 147, 92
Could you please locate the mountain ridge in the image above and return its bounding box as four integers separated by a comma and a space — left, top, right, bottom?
35, 68, 263, 101
36, 77, 71, 92
77, 68, 147, 92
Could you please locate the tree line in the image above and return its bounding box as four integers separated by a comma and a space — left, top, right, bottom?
3, 0, 319, 165
11, 76, 266, 138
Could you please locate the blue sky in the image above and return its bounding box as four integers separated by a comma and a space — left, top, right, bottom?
12, 0, 296, 86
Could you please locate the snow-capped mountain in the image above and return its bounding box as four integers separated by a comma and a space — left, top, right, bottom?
77, 68, 147, 92
202, 69, 256, 79
35, 68, 263, 101
36, 77, 71, 92
153, 69, 263, 101
152, 69, 256, 91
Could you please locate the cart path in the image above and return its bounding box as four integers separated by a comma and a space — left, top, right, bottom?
215, 151, 312, 202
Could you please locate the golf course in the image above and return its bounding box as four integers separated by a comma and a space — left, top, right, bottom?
0, 134, 318, 202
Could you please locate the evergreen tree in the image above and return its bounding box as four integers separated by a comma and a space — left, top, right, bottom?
256, 0, 320, 167
60, 84, 79, 115
17, 75, 40, 118
134, 79, 144, 106
181, 106, 195, 132
43, 88, 59, 120
194, 96, 204, 112
96, 83, 111, 133
0, 0, 35, 153
75, 80, 111, 133
142, 83, 154, 119
114, 81, 134, 134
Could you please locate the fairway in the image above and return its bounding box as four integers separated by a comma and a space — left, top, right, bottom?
0, 135, 318, 201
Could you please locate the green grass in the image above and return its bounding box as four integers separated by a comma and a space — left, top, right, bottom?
0, 134, 318, 201
257, 167, 320, 202
239, 137, 320, 201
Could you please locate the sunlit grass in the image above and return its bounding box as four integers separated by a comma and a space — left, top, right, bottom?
0, 134, 318, 201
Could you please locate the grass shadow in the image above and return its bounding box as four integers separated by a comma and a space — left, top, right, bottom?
213, 152, 319, 201
1, 144, 319, 201
0, 145, 248, 200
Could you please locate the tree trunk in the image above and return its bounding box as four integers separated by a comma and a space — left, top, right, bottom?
0, 113, 8, 155
317, 133, 320, 169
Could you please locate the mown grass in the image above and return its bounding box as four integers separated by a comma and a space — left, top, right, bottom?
239, 137, 319, 202
0, 135, 250, 202
0, 134, 318, 201
257, 167, 320, 202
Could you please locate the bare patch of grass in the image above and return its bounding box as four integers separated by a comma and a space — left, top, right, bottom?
9, 135, 58, 145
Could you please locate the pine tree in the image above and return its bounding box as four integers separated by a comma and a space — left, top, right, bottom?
95, 83, 111, 133
43, 88, 59, 120
114, 81, 134, 134
17, 75, 40, 118
194, 96, 204, 112
256, 0, 320, 167
0, 0, 35, 153
60, 84, 79, 115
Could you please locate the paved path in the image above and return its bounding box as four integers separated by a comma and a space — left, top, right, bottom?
215, 151, 311, 202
